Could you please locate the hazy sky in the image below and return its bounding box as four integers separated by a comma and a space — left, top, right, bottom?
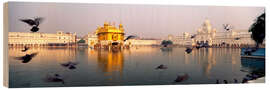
8, 2, 264, 38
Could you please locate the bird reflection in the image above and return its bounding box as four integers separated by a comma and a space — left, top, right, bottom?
14, 52, 38, 63
20, 17, 44, 32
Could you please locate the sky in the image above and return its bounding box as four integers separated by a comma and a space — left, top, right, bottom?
8, 2, 265, 38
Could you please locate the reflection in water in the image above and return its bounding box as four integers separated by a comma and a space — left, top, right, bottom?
186, 48, 217, 77
97, 50, 124, 74
241, 58, 265, 72
8, 47, 264, 87
9, 47, 77, 62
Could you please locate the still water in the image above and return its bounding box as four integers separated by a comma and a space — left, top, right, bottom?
8, 47, 264, 87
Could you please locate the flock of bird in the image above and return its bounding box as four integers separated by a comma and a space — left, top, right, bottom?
155, 64, 189, 83
183, 23, 239, 54
14, 17, 140, 85
216, 72, 263, 84
14, 17, 254, 85
14, 17, 44, 63
14, 17, 79, 84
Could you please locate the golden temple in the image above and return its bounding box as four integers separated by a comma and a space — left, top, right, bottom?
93, 22, 125, 49
96, 22, 124, 41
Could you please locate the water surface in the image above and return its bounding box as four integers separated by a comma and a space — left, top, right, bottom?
8, 47, 264, 87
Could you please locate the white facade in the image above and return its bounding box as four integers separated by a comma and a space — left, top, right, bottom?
171, 19, 256, 47
8, 31, 77, 46
125, 39, 161, 46
87, 33, 98, 48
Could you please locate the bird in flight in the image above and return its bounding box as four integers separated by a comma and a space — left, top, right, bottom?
223, 24, 233, 31
190, 34, 196, 39
61, 61, 78, 70
185, 47, 193, 54
21, 46, 30, 52
235, 37, 240, 40
155, 64, 168, 70
174, 73, 189, 82
14, 53, 38, 63
20, 17, 44, 32
124, 35, 137, 42
45, 74, 65, 84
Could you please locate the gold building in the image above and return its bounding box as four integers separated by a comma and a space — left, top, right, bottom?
95, 22, 125, 46
8, 31, 77, 47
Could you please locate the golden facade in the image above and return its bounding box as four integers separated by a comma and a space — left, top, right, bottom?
8, 31, 76, 46
96, 22, 124, 42
97, 50, 124, 73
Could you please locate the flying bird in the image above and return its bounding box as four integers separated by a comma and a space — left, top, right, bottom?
61, 61, 78, 70
216, 79, 219, 84
45, 74, 65, 84
124, 35, 137, 42
234, 78, 238, 83
20, 17, 44, 32
185, 47, 193, 54
223, 24, 233, 31
21, 46, 30, 52
14, 53, 38, 63
155, 64, 168, 69
174, 73, 189, 82
112, 42, 119, 45
235, 37, 240, 40
223, 80, 228, 84
190, 34, 196, 39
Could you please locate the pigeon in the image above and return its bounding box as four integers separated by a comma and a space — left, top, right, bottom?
242, 78, 248, 83
61, 61, 78, 70
21, 46, 30, 52
234, 37, 240, 40
223, 24, 233, 31
124, 35, 137, 42
216, 79, 219, 84
223, 80, 228, 84
112, 42, 119, 45
234, 78, 238, 83
14, 53, 38, 63
45, 74, 65, 84
20, 17, 44, 32
155, 64, 168, 69
196, 45, 201, 49
191, 34, 196, 39
185, 47, 193, 54
174, 74, 189, 82
221, 42, 226, 45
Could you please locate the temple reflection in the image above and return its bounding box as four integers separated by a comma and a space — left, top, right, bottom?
97, 49, 124, 74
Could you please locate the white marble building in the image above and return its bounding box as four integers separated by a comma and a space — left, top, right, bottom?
170, 19, 256, 47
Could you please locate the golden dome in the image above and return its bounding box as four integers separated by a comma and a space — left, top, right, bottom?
104, 22, 109, 26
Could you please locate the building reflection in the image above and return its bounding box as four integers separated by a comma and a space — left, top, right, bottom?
191, 48, 217, 77
96, 49, 124, 74
9, 47, 77, 64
